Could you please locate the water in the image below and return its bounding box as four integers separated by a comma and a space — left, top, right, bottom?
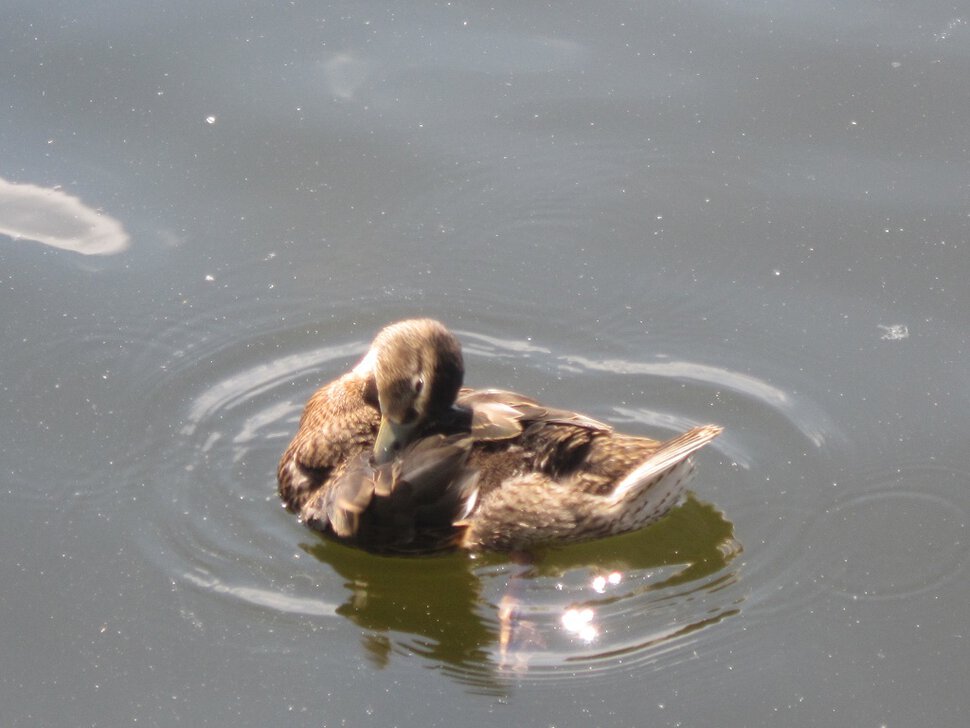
2, 2, 968, 726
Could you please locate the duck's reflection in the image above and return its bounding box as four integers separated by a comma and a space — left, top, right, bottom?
302, 494, 741, 690
301, 537, 498, 674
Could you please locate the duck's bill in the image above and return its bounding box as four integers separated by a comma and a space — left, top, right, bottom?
373, 416, 419, 464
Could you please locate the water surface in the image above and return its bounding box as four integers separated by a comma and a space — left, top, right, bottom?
2, 2, 968, 726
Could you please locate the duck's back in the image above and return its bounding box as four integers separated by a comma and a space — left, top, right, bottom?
456, 387, 660, 495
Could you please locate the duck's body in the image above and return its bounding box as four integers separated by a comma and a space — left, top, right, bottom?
277, 319, 722, 553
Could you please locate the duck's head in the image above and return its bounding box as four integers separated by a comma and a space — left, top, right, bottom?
356, 319, 465, 463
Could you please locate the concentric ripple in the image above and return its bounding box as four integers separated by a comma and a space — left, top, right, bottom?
102, 309, 935, 689
17, 290, 895, 690
98, 318, 748, 684
803, 465, 968, 602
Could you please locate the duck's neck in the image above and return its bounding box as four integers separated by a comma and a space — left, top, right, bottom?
351, 346, 378, 377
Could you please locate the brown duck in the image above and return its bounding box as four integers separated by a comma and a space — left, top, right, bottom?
277, 319, 722, 553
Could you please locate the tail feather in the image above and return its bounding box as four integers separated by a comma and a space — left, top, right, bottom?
609, 424, 722, 504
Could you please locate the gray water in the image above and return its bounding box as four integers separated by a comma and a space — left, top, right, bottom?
2, 2, 968, 726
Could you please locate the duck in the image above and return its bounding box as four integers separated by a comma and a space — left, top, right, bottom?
277, 319, 722, 553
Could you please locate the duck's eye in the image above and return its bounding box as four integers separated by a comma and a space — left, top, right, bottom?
413, 376, 424, 395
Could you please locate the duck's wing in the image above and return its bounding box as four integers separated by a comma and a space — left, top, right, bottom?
323, 434, 480, 552
458, 388, 613, 438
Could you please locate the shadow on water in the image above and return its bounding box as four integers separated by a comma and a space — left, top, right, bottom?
301, 494, 741, 693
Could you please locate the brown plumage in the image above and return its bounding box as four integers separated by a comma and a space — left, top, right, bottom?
277, 319, 722, 553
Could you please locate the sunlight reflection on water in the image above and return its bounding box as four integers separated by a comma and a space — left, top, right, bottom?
0, 176, 129, 255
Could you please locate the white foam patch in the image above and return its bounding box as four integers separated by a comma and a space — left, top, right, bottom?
0, 176, 130, 255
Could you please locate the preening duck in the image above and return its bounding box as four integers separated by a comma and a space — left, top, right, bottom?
277, 319, 722, 553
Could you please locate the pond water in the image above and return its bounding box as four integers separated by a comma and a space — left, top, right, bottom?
2, 1, 968, 726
